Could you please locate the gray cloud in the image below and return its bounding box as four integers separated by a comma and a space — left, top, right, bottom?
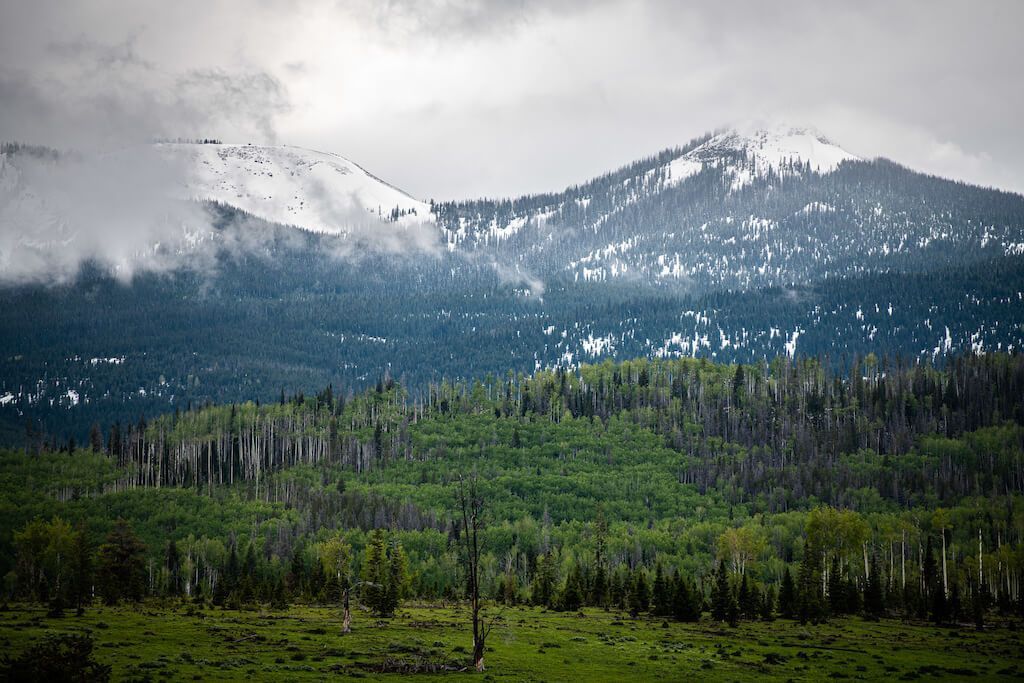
0, 0, 1021, 285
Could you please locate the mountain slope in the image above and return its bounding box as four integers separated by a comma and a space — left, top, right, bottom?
158, 142, 431, 233
2, 125, 1024, 444
435, 126, 1024, 291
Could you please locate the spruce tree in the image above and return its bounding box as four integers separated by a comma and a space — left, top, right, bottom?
760, 584, 776, 621
828, 555, 844, 615
779, 567, 796, 619
532, 553, 557, 608
96, 520, 146, 605
796, 546, 823, 625
165, 540, 182, 597
863, 553, 884, 618
651, 563, 671, 617
629, 569, 650, 616
361, 530, 390, 616
561, 564, 584, 612
711, 560, 732, 622
386, 541, 409, 615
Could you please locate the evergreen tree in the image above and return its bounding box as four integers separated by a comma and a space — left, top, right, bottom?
165, 540, 182, 597
69, 523, 92, 612
760, 584, 776, 621
287, 546, 306, 598
386, 540, 409, 614
711, 560, 733, 622
96, 520, 146, 605
796, 544, 823, 624
738, 573, 758, 619
778, 567, 796, 619
560, 564, 584, 612
651, 563, 671, 617
361, 530, 391, 616
88, 423, 104, 453
532, 553, 557, 608
863, 553, 884, 618
629, 569, 650, 616
828, 555, 844, 615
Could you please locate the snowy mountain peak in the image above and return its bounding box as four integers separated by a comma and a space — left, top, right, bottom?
157, 142, 432, 234
664, 123, 860, 191
706, 122, 858, 171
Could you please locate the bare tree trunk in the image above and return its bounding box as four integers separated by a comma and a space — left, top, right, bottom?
941, 528, 948, 597
459, 474, 489, 672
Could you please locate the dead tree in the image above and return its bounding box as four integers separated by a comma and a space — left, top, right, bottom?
457, 472, 497, 672
341, 580, 378, 633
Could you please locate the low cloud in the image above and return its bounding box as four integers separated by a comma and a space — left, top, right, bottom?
0, 146, 217, 284
489, 259, 546, 298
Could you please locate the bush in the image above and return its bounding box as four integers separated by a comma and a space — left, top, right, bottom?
1, 633, 111, 681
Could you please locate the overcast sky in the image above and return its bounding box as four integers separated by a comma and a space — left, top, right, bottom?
1, 0, 1022, 199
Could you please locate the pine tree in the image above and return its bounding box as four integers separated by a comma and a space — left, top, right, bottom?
361, 530, 390, 616
651, 563, 671, 617
712, 560, 733, 622
96, 520, 146, 605
561, 564, 584, 612
760, 584, 776, 621
779, 567, 796, 619
532, 553, 557, 607
668, 569, 696, 622
629, 569, 650, 616
287, 546, 305, 598
88, 423, 104, 453
828, 555, 844, 615
738, 573, 758, 619
225, 544, 240, 598
69, 523, 92, 612
592, 509, 609, 609
165, 540, 182, 597
863, 553, 884, 618
796, 545, 823, 625
386, 540, 409, 614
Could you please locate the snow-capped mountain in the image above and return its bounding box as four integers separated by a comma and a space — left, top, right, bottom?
4, 124, 1024, 438
436, 124, 1024, 291
157, 142, 431, 234
676, 123, 861, 190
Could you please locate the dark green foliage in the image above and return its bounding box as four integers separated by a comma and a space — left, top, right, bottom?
630, 569, 650, 616
165, 539, 182, 597
759, 584, 776, 621
864, 553, 884, 617
778, 567, 795, 619
671, 570, 701, 622
96, 520, 146, 605
532, 553, 557, 608
711, 561, 733, 622
1, 633, 110, 682
796, 545, 824, 625
560, 564, 584, 612
651, 563, 671, 617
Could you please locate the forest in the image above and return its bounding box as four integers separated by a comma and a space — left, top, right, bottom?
3, 352, 1024, 670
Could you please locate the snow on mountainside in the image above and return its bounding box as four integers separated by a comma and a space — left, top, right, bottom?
676, 123, 861, 190
442, 123, 863, 251
435, 123, 1024, 293
158, 143, 431, 234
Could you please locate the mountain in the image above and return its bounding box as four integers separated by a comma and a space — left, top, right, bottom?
437, 124, 1024, 290
156, 141, 431, 233
1, 125, 1023, 443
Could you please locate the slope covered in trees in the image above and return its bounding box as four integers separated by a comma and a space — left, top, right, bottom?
3, 353, 1023, 633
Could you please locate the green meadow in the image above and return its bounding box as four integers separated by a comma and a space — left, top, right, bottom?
2, 603, 1022, 681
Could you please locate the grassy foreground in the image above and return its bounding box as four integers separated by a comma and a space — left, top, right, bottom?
1, 604, 1022, 681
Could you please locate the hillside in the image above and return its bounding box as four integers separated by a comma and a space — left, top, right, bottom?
2, 353, 1022, 663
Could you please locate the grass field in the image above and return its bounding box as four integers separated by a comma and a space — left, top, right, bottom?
1, 603, 1022, 681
